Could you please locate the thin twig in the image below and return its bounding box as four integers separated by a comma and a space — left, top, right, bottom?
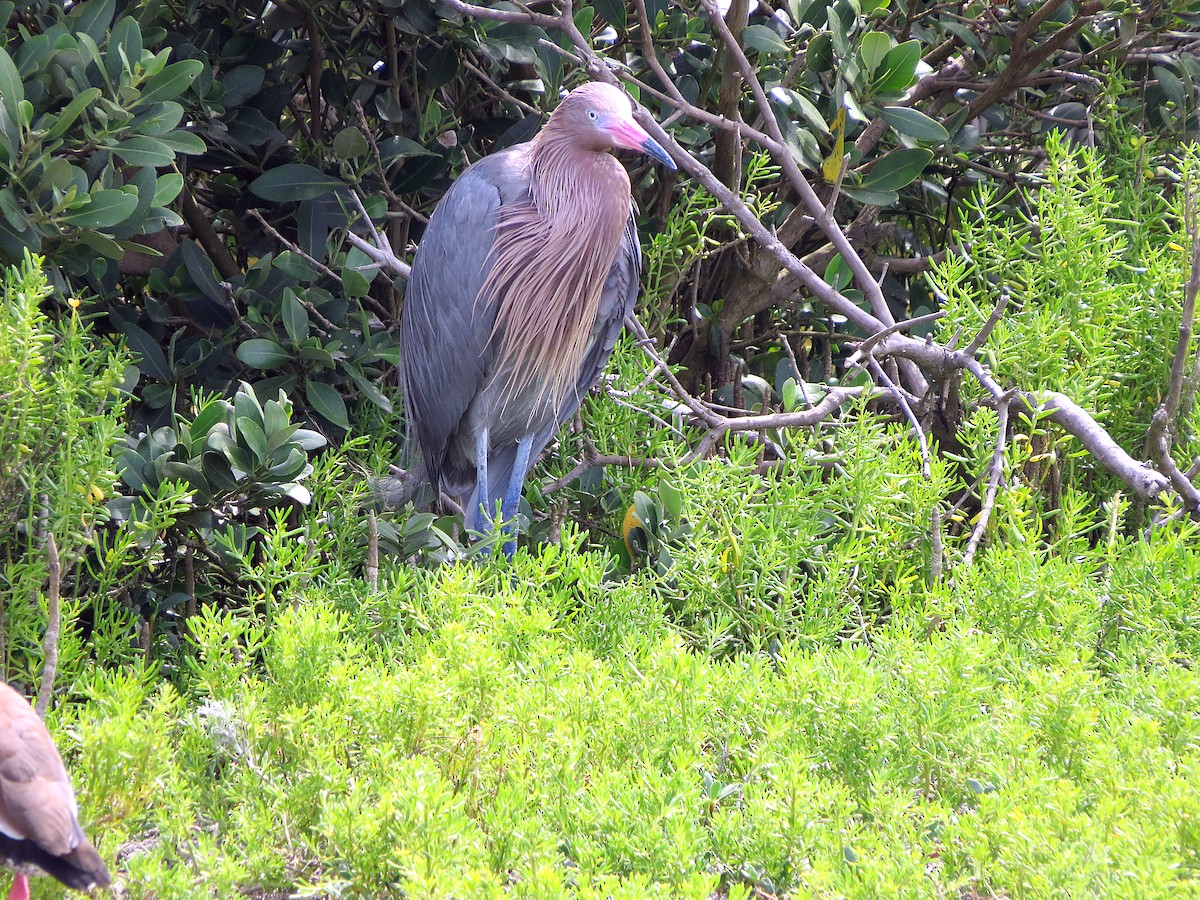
868, 356, 931, 479
961, 399, 1009, 570
962, 289, 1010, 359
35, 533, 61, 719
366, 511, 379, 591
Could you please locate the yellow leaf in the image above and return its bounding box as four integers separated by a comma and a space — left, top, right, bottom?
822, 106, 847, 183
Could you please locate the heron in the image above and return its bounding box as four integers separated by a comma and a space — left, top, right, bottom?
0, 682, 110, 899
401, 82, 675, 554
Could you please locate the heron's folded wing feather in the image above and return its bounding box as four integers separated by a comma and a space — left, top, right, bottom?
402, 151, 531, 485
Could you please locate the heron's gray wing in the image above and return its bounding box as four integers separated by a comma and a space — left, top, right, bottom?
479, 211, 641, 514
401, 149, 530, 491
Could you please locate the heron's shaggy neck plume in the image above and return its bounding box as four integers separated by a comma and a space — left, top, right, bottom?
480, 114, 631, 414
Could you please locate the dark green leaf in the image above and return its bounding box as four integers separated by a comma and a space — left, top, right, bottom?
180, 238, 224, 305
113, 136, 176, 167
120, 322, 171, 381
135, 59, 203, 108
130, 101, 184, 136
0, 187, 26, 232
332, 127, 369, 159
593, 0, 626, 28
237, 339, 292, 369
858, 32, 891, 76
0, 47, 23, 125
202, 450, 241, 492
61, 189, 139, 228
345, 365, 392, 413
305, 380, 349, 428
77, 230, 124, 259
190, 399, 230, 447
743, 24, 790, 55
1154, 65, 1185, 106
44, 88, 102, 139
879, 107, 948, 143
221, 65, 266, 106
159, 460, 207, 491
861, 148, 933, 191
874, 40, 921, 94
154, 131, 206, 155
273, 250, 319, 281
70, 0, 115, 42
282, 290, 310, 344
807, 32, 834, 74
250, 164, 346, 201
423, 45, 459, 91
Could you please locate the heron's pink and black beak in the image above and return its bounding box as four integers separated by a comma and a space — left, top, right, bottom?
607, 119, 677, 170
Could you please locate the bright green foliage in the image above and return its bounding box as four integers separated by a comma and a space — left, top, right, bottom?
54, 535, 1200, 898
0, 253, 129, 683
932, 137, 1198, 462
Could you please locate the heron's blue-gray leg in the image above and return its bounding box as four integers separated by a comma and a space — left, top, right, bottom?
501, 434, 534, 557
475, 425, 491, 532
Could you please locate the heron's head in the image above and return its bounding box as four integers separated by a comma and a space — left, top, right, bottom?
550, 82, 676, 170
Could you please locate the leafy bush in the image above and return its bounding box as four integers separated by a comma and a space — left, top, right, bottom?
0, 0, 199, 279
0, 252, 129, 683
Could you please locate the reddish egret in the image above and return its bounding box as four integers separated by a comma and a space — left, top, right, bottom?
401, 82, 675, 553
0, 683, 110, 899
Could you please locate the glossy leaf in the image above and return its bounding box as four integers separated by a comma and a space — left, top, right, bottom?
879, 106, 948, 143
250, 164, 346, 201
135, 59, 203, 107
305, 380, 349, 428
61, 190, 139, 228
874, 40, 922, 94
43, 88, 102, 139
860, 148, 933, 191
0, 47, 23, 125
153, 173, 184, 206
859, 32, 892, 76
237, 339, 292, 369
113, 136, 176, 167
282, 290, 310, 344
154, 131, 206, 155
743, 24, 790, 55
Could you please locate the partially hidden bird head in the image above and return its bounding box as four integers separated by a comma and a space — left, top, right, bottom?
545, 82, 677, 171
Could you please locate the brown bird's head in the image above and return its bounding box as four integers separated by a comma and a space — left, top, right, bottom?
539, 82, 676, 169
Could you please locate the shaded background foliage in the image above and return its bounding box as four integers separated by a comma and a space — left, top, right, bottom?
0, 0, 1199, 672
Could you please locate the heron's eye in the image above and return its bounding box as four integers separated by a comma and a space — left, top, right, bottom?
586, 109, 599, 121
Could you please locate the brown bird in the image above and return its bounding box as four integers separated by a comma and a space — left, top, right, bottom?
401, 82, 675, 554
0, 683, 109, 899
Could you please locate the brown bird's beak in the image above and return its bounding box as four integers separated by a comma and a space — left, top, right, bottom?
608, 119, 677, 171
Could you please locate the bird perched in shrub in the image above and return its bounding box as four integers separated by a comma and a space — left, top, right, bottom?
401, 82, 675, 555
